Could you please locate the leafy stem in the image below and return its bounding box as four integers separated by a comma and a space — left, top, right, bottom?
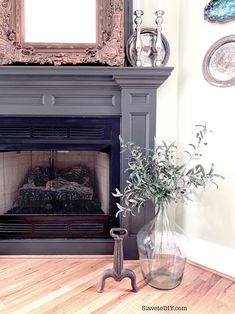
113, 123, 224, 217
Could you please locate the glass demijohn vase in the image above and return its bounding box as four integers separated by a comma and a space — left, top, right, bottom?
137, 204, 187, 290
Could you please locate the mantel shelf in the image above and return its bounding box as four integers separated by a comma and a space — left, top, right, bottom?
0, 66, 174, 88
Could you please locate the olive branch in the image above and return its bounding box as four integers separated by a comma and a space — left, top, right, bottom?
113, 123, 224, 217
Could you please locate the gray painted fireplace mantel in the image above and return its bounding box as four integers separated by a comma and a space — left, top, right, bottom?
0, 66, 173, 258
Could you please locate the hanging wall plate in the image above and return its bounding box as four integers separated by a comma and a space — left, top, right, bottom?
202, 35, 235, 87
204, 0, 235, 23
126, 28, 170, 67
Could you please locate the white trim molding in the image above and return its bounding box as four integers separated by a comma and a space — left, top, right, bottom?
187, 236, 235, 278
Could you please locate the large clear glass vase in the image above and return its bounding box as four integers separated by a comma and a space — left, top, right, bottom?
137, 205, 187, 290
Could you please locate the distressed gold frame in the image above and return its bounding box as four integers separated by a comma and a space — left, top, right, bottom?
0, 0, 125, 66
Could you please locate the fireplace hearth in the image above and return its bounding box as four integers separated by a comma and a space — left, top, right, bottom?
0, 66, 173, 257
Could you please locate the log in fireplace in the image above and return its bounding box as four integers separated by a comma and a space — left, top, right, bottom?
0, 66, 173, 258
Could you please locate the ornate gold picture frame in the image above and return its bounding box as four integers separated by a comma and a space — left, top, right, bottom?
0, 0, 125, 66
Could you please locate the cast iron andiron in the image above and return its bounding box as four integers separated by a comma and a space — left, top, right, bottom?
98, 228, 138, 292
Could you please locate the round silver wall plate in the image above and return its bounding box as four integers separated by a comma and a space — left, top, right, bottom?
202, 35, 235, 87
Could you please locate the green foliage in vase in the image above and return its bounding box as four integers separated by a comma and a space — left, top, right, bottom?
113, 123, 224, 217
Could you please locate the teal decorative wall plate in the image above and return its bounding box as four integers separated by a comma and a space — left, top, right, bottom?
204, 0, 235, 23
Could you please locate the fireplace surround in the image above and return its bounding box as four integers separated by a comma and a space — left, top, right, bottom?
0, 66, 173, 258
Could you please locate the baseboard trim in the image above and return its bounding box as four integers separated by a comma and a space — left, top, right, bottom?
187, 236, 235, 279
187, 260, 235, 281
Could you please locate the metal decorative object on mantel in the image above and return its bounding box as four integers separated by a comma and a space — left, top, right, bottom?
154, 10, 166, 66
204, 0, 235, 23
126, 1, 170, 67
133, 9, 144, 67
98, 228, 138, 293
126, 28, 169, 67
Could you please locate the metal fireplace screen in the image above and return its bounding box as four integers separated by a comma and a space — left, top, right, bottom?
0, 116, 120, 238
8, 157, 103, 215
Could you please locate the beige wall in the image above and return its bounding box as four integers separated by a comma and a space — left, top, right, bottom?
135, 0, 235, 251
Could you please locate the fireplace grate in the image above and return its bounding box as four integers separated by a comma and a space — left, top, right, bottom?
0, 223, 31, 233
0, 126, 105, 140
0, 127, 31, 138
34, 224, 68, 232
70, 128, 105, 139
0, 223, 104, 234
33, 127, 68, 138
0, 215, 112, 238
70, 223, 104, 232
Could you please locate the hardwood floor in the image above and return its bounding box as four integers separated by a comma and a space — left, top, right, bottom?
0, 256, 234, 314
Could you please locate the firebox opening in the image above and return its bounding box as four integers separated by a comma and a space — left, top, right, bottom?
0, 116, 120, 238
0, 150, 110, 216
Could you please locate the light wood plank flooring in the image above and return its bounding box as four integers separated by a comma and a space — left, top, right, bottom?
0, 256, 234, 314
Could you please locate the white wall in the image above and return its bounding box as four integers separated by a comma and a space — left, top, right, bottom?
135, 0, 235, 274
133, 0, 180, 141
178, 0, 235, 249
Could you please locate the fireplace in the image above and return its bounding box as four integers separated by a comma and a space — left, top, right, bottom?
0, 66, 173, 257
0, 116, 120, 238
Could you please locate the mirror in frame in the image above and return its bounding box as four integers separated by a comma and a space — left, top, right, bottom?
0, 0, 125, 66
